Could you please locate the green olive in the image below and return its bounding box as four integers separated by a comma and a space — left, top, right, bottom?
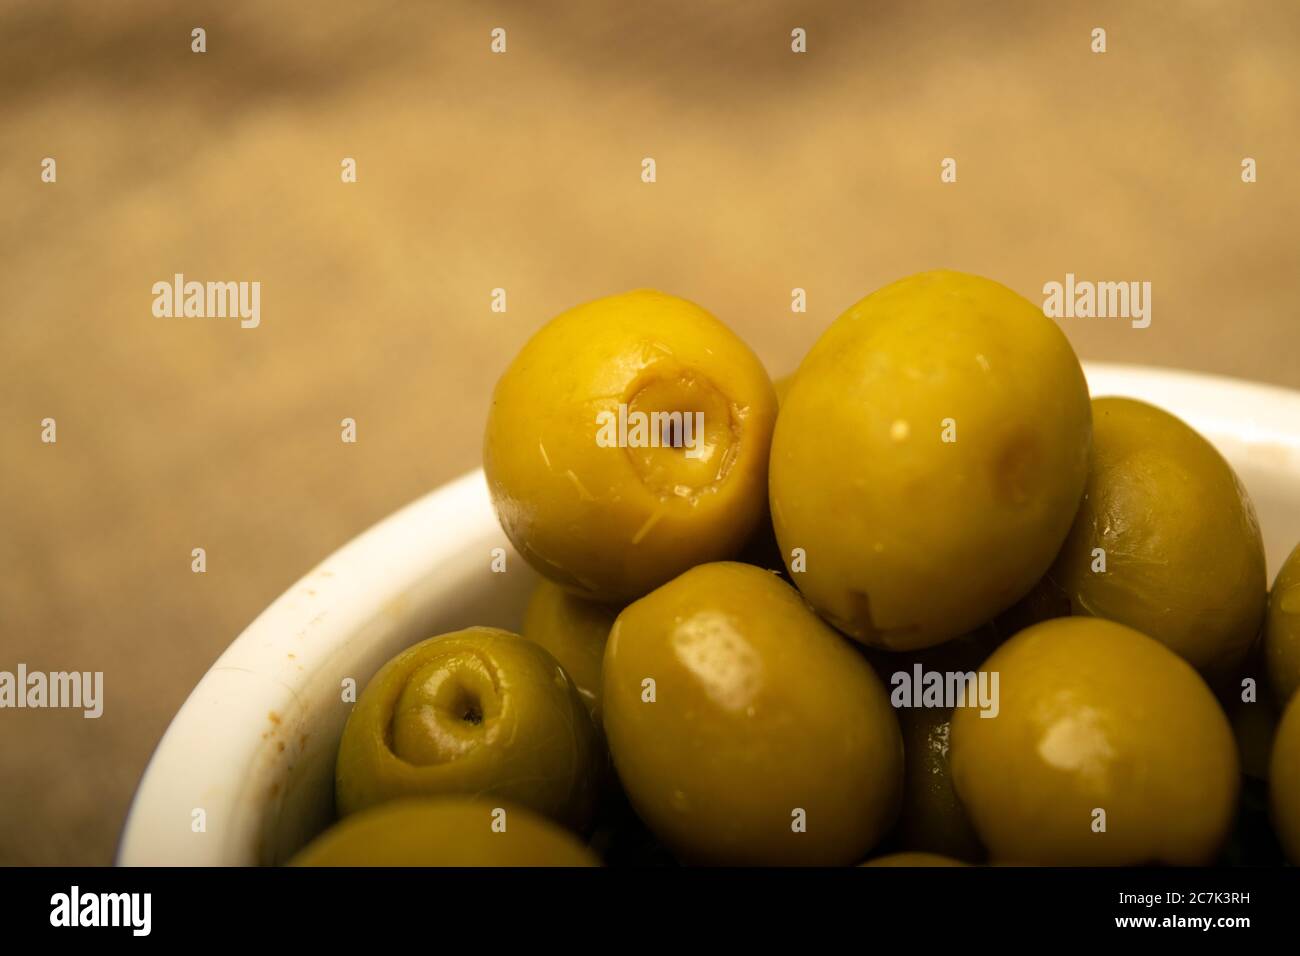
736, 374, 795, 577
291, 798, 598, 867
893, 705, 984, 862
891, 644, 993, 862
602, 562, 903, 865
861, 852, 968, 867
1266, 542, 1300, 707
1047, 397, 1267, 677
950, 617, 1238, 865
770, 270, 1091, 650
521, 579, 619, 723
869, 628, 997, 862
335, 627, 600, 831
484, 290, 777, 603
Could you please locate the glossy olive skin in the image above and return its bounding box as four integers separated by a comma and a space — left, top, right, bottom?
335, 627, 600, 831
602, 562, 903, 865
1271, 691, 1300, 864
1266, 542, 1300, 707
868, 630, 997, 861
770, 270, 1091, 650
1048, 397, 1267, 677
522, 579, 619, 723
950, 618, 1239, 865
484, 290, 778, 603
733, 382, 793, 577
291, 799, 598, 867
894, 705, 985, 862
861, 852, 968, 867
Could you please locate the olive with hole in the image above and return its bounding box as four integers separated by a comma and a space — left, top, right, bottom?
335, 627, 600, 831
484, 290, 777, 604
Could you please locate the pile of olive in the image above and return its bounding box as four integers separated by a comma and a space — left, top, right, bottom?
293, 271, 1300, 867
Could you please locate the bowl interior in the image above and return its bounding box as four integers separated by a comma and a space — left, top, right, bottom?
264, 556, 539, 864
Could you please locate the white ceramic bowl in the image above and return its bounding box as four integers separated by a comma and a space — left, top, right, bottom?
117, 363, 1300, 865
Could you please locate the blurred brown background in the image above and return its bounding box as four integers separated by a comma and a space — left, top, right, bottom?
1, 1, 1297, 865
